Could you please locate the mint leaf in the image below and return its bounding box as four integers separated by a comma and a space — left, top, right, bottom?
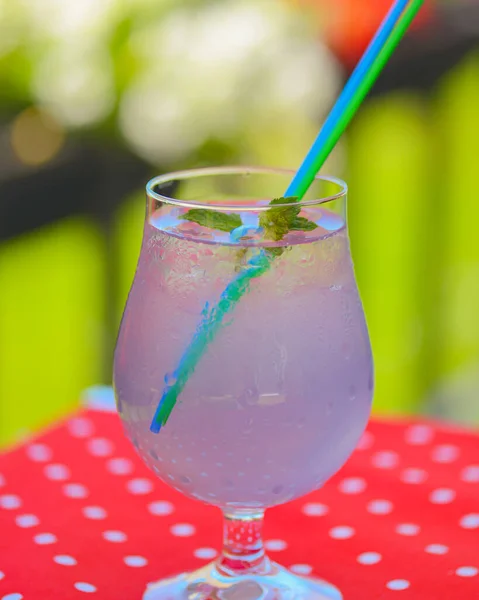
260, 196, 317, 257
259, 196, 317, 238
290, 217, 318, 232
265, 247, 286, 258
180, 198, 317, 255
259, 196, 300, 241
180, 209, 242, 233
269, 196, 300, 206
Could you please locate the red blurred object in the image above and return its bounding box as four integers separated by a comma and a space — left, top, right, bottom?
312, 0, 435, 67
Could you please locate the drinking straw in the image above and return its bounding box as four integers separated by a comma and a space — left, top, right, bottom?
286, 0, 424, 199
150, 0, 424, 433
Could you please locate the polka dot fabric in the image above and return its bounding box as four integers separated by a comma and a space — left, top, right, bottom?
1, 411, 478, 599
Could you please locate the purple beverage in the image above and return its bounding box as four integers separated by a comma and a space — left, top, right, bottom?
114, 168, 373, 600
114, 177, 373, 510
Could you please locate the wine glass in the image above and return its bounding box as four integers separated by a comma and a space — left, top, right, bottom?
113, 167, 373, 599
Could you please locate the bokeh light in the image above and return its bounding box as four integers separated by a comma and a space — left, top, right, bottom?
119, 0, 341, 166
10, 107, 64, 166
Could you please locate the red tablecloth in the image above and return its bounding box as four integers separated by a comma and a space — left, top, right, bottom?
1, 409, 478, 600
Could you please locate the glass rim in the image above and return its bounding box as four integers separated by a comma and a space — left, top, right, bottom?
146, 166, 347, 212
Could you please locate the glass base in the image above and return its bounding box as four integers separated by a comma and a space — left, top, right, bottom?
143, 561, 343, 600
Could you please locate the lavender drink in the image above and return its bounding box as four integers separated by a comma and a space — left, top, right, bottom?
114, 191, 372, 509
113, 168, 373, 600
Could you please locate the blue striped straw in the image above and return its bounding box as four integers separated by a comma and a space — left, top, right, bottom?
285, 0, 410, 198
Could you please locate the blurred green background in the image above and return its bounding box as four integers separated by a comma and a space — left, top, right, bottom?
1, 0, 478, 447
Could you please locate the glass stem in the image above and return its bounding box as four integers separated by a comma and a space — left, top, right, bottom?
218, 509, 271, 576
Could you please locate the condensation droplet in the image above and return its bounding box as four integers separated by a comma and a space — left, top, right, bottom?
149, 449, 159, 461
164, 372, 178, 386
220, 477, 235, 489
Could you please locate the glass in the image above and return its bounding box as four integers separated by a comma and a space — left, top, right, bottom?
113, 167, 374, 599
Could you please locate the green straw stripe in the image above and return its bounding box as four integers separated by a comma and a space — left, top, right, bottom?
286, 0, 425, 200
149, 0, 425, 433
150, 254, 272, 432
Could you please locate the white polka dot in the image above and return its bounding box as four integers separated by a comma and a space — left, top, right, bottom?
0, 571, 4, 580
456, 567, 478, 578
26, 443, 52, 462
367, 500, 393, 515
194, 547, 218, 560
396, 523, 420, 536
425, 544, 449, 555
83, 506, 107, 520
290, 564, 313, 575
54, 555, 77, 566
148, 501, 174, 516
302, 502, 329, 517
0, 474, 5, 487
329, 526, 355, 540
405, 424, 433, 445
400, 468, 428, 484
124, 555, 148, 567
68, 418, 94, 438
15, 514, 39, 528
44, 464, 70, 481
102, 530, 127, 543
431, 444, 460, 464
127, 478, 153, 495
429, 488, 456, 505
170, 523, 196, 537
461, 465, 479, 483
106, 458, 133, 476
372, 451, 399, 469
356, 431, 374, 450
357, 552, 382, 565
386, 579, 410, 591
2, 594, 23, 600
34, 533, 57, 545
339, 477, 366, 494
74, 582, 97, 593
63, 483, 88, 499
87, 438, 114, 457
460, 514, 479, 530
0, 494, 22, 510
265, 539, 287, 551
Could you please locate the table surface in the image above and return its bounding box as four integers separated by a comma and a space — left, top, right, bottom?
1, 403, 478, 600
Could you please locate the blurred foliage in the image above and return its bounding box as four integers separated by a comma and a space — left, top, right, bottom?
1, 0, 479, 446
0, 0, 342, 169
